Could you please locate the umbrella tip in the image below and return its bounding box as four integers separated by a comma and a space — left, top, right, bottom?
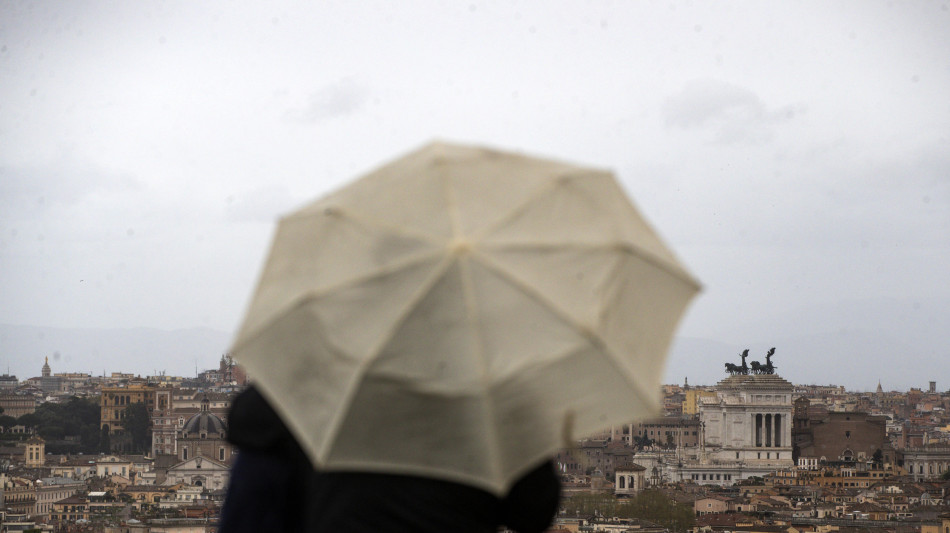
448, 238, 473, 256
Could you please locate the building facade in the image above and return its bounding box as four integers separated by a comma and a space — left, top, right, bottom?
100, 380, 170, 452
614, 463, 647, 496
793, 402, 890, 467
0, 393, 36, 418
903, 446, 950, 481
25, 435, 44, 467
630, 416, 700, 447
177, 396, 234, 464
670, 373, 795, 485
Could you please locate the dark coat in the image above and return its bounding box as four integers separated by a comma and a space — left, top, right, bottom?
219, 386, 561, 533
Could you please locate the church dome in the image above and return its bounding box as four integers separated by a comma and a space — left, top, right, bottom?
182, 411, 227, 438
181, 396, 227, 438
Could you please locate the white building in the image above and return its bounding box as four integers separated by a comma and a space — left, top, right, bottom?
902, 446, 950, 481
34, 478, 85, 518
673, 373, 795, 485
163, 456, 230, 491
614, 463, 647, 495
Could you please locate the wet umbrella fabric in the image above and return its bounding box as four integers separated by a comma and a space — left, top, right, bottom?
230, 142, 700, 496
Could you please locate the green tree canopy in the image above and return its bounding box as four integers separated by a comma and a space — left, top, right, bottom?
0, 414, 17, 429
616, 490, 695, 532
561, 491, 623, 518
17, 412, 41, 428
99, 425, 112, 454
15, 396, 101, 453
562, 489, 695, 532
872, 448, 883, 465
123, 402, 151, 454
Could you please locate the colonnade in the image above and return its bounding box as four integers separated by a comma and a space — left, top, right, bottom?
753, 413, 783, 447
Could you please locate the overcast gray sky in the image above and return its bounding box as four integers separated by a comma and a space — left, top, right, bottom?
1, 1, 948, 390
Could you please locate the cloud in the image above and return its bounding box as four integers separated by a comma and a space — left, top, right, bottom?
0, 157, 143, 220
225, 185, 296, 222
663, 79, 804, 144
282, 77, 371, 124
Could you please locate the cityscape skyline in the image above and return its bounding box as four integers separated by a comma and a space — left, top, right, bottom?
3, 347, 949, 531
0, 322, 941, 393
3, 3, 949, 396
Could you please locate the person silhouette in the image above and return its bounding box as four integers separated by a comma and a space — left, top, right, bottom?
219, 385, 561, 533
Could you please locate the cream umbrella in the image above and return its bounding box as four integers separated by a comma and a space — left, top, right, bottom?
231, 141, 700, 496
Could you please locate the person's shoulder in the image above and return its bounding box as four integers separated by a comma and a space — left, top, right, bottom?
228, 386, 300, 454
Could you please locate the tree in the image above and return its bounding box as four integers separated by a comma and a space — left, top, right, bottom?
872, 448, 883, 465
0, 415, 16, 430
617, 490, 695, 532
17, 412, 40, 429
562, 491, 622, 518
100, 425, 112, 454
38, 424, 65, 441
15, 396, 102, 453
81, 424, 101, 451
123, 402, 151, 454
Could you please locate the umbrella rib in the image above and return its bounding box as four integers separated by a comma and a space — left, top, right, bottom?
441, 161, 505, 486
483, 241, 701, 291
288, 205, 448, 249
457, 253, 504, 487
319, 253, 460, 458
468, 247, 664, 404
230, 249, 447, 356
463, 169, 699, 291
466, 169, 594, 243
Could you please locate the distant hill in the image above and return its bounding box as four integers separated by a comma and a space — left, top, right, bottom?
0, 324, 231, 379
3, 293, 947, 393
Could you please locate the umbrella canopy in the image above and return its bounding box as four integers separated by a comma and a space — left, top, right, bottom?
231, 141, 700, 495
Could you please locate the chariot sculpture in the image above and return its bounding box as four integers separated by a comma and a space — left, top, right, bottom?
724, 347, 776, 375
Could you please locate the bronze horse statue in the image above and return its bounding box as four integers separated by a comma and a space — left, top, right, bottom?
724, 349, 751, 375
724, 348, 777, 376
